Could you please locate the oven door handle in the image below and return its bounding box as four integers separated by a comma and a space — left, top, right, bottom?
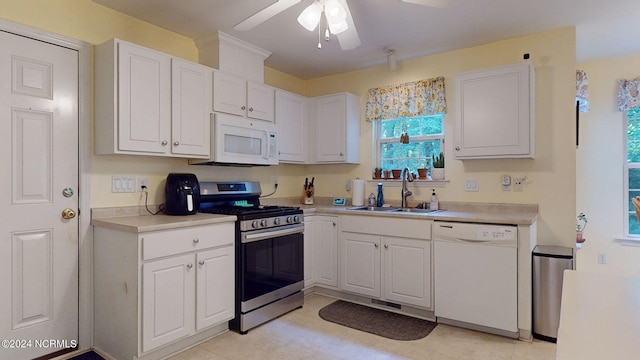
242, 224, 304, 243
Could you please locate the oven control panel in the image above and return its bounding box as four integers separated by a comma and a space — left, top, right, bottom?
240, 214, 302, 231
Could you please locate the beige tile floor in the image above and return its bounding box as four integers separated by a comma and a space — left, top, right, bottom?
169, 294, 556, 360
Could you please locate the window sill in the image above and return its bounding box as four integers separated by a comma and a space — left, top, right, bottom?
615, 237, 640, 247
367, 179, 448, 188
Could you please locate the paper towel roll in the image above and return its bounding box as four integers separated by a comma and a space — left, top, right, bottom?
351, 178, 365, 206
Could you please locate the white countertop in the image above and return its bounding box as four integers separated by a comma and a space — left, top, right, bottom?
91, 212, 236, 233
556, 270, 640, 359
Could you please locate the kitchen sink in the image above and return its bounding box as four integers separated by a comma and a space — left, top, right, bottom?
347, 206, 398, 212
347, 206, 439, 214
391, 208, 440, 214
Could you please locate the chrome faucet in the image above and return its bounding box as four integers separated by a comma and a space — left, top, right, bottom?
401, 167, 414, 208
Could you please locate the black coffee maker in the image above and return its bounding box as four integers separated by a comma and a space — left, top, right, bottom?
164, 173, 200, 215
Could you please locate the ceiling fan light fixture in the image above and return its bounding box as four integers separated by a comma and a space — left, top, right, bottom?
324, 0, 347, 21
297, 1, 323, 31
328, 19, 348, 34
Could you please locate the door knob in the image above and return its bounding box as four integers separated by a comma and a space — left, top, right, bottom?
62, 208, 76, 219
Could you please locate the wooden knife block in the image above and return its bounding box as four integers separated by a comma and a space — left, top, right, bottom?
302, 186, 314, 205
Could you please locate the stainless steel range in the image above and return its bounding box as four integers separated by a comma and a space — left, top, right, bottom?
198, 181, 304, 334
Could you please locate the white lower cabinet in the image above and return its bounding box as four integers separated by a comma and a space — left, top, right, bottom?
142, 254, 195, 352
304, 215, 338, 288
94, 222, 234, 360
339, 216, 432, 309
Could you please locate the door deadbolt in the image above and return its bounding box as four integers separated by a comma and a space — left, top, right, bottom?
62, 208, 76, 220
62, 187, 74, 197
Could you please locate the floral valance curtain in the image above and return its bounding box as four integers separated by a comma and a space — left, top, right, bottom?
576, 70, 589, 112
365, 77, 447, 121
617, 77, 640, 111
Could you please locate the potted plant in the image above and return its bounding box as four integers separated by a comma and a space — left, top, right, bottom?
373, 167, 382, 179
391, 169, 402, 179
576, 212, 588, 243
430, 152, 445, 180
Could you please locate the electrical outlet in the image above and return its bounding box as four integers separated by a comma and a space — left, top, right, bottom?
138, 177, 148, 191
598, 252, 607, 264
513, 176, 527, 192
346, 179, 352, 191
271, 176, 278, 187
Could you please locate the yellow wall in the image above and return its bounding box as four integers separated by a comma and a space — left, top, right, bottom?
577, 54, 640, 275
306, 28, 577, 248
1, 1, 577, 248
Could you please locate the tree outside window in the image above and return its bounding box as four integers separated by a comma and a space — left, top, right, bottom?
626, 107, 640, 235
375, 114, 444, 172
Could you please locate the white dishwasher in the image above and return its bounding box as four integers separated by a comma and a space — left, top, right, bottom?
433, 221, 518, 336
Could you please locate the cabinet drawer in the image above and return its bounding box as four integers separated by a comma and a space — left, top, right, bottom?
340, 216, 432, 240
142, 223, 234, 261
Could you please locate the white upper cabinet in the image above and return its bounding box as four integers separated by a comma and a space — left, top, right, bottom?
171, 58, 212, 157
453, 62, 535, 159
275, 89, 308, 163
213, 71, 274, 122
94, 38, 211, 158
312, 92, 360, 164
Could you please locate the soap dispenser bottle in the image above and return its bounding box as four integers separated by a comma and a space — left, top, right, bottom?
368, 193, 376, 206
376, 183, 384, 207
430, 189, 439, 210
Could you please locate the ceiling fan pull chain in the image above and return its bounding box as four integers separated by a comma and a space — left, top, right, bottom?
317, 15, 322, 48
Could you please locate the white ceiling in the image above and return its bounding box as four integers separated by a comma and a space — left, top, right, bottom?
93, 0, 640, 79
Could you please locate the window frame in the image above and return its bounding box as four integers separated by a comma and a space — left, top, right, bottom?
372, 114, 445, 176
624, 109, 640, 237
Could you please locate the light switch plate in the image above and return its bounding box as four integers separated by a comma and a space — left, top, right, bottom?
464, 178, 479, 192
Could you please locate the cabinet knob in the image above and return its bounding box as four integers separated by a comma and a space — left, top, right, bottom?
384, 244, 389, 249
193, 238, 199, 244
199, 260, 205, 266
455, 146, 460, 151
339, 152, 344, 157
249, 107, 253, 112
374, 243, 379, 249
187, 263, 193, 269
241, 105, 246, 110
161, 140, 168, 146
332, 222, 336, 226
173, 141, 180, 146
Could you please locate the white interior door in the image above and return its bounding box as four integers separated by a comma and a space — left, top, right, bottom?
0, 30, 79, 360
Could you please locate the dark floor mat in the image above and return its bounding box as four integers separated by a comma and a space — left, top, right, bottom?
318, 300, 437, 341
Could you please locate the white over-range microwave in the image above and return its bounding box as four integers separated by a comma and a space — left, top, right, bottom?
190, 113, 278, 166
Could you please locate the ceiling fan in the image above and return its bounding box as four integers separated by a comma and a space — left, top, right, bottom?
233, 0, 451, 50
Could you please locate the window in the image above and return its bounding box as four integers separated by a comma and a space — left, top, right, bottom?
374, 114, 444, 173
625, 107, 640, 236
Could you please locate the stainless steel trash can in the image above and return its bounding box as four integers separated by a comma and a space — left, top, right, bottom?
532, 245, 574, 343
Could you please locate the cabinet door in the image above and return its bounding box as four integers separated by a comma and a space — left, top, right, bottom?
118, 41, 171, 154
315, 94, 347, 162
454, 63, 534, 159
305, 216, 339, 287
196, 246, 234, 331
316, 216, 338, 287
213, 71, 246, 117
247, 82, 275, 121
383, 237, 431, 309
142, 253, 195, 352
171, 58, 211, 157
275, 90, 307, 163
340, 231, 380, 298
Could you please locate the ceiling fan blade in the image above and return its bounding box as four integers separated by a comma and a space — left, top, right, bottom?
234, 0, 302, 31
401, 0, 450, 8
336, 0, 360, 50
